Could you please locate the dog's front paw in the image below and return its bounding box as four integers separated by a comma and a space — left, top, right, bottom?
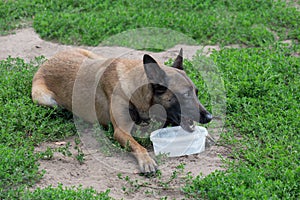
136, 153, 158, 174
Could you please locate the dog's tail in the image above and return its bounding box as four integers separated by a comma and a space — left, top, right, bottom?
31, 71, 58, 107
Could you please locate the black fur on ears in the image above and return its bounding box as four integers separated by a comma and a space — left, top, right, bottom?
172, 48, 183, 70
143, 54, 167, 85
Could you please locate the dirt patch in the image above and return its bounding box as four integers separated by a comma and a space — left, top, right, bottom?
34, 134, 228, 199
0, 28, 230, 199
0, 28, 223, 62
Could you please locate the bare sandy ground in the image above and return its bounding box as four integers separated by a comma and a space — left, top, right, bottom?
0, 28, 230, 199
0, 28, 225, 61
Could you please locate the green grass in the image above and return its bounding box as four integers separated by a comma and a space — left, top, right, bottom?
22, 184, 112, 200
183, 43, 300, 199
0, 144, 41, 196
0, 57, 76, 146
1, 0, 299, 47
1, 44, 298, 199
0, 0, 299, 199
0, 57, 110, 199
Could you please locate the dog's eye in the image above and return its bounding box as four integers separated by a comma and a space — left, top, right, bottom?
153, 84, 167, 95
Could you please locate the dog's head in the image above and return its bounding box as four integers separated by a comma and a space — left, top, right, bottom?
143, 49, 212, 132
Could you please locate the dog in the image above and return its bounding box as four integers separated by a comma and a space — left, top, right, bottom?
32, 48, 212, 174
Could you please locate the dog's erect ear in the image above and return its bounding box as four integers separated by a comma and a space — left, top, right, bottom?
172, 48, 183, 70
143, 54, 167, 85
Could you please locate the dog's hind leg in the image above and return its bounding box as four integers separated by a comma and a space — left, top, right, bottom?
31, 74, 57, 107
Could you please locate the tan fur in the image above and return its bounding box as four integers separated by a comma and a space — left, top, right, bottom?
32, 48, 211, 173
32, 49, 158, 172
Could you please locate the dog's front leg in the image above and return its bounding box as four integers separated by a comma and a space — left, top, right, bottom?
109, 102, 157, 173
113, 126, 158, 174
108, 93, 158, 174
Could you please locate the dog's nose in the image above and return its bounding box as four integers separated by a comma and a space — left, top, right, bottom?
205, 113, 213, 122
200, 112, 213, 124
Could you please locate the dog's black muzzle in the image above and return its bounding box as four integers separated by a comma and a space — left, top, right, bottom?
199, 112, 213, 124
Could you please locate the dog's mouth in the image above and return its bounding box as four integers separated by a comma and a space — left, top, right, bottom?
180, 116, 195, 132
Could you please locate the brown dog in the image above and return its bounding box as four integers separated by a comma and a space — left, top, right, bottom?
32, 48, 212, 173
